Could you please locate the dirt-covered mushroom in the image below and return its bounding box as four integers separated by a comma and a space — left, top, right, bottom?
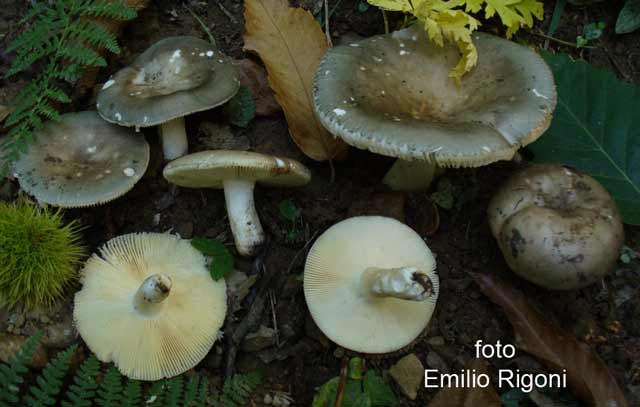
163, 150, 311, 257
488, 164, 624, 290
12, 111, 149, 207
304, 216, 439, 354
97, 36, 240, 160
74, 232, 227, 380
313, 26, 556, 190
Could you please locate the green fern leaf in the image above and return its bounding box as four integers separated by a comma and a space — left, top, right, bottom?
164, 375, 184, 407
61, 355, 101, 407
121, 380, 141, 407
96, 366, 122, 407
81, 1, 138, 20
45, 87, 72, 104
220, 372, 263, 407
59, 46, 107, 67
145, 380, 166, 405
182, 376, 201, 407
23, 344, 78, 407
197, 377, 210, 406
70, 20, 121, 54
0, 331, 43, 405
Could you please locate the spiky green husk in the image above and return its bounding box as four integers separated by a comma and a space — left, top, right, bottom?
0, 200, 85, 309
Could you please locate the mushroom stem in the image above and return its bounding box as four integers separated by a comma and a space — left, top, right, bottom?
159, 117, 188, 160
222, 178, 265, 257
134, 274, 172, 314
361, 266, 434, 301
382, 159, 440, 191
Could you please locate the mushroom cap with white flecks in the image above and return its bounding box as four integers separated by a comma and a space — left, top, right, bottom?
13, 111, 149, 208
97, 36, 240, 127
304, 216, 439, 354
162, 150, 311, 189
313, 26, 557, 168
74, 232, 227, 380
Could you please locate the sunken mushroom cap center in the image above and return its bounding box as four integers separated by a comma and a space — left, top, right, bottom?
345, 41, 508, 122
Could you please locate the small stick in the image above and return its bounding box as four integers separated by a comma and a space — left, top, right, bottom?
269, 289, 280, 347
531, 31, 596, 49
216, 0, 237, 24
382, 9, 389, 34
604, 47, 631, 82
185, 5, 217, 46
324, 0, 333, 47
334, 356, 349, 407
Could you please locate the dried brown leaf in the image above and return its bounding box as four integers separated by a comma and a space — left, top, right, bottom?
472, 272, 628, 407
234, 59, 281, 117
428, 358, 501, 407
243, 0, 347, 161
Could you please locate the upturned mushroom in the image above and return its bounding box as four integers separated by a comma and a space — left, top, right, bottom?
74, 232, 227, 380
488, 164, 625, 290
97, 36, 240, 160
304, 216, 439, 354
12, 111, 149, 207
163, 150, 311, 257
313, 25, 556, 190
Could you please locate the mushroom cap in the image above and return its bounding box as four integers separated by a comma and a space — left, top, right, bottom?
162, 150, 311, 188
97, 36, 240, 127
13, 111, 149, 208
74, 232, 227, 380
488, 164, 625, 290
304, 216, 439, 354
313, 26, 556, 168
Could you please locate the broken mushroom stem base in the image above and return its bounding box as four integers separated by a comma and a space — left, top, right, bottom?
223, 178, 265, 257
134, 274, 172, 315
159, 117, 188, 160
361, 266, 434, 301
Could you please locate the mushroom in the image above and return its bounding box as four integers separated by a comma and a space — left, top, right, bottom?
488, 164, 625, 290
304, 216, 439, 354
74, 232, 227, 380
12, 111, 149, 207
163, 150, 311, 257
313, 26, 556, 190
97, 36, 240, 160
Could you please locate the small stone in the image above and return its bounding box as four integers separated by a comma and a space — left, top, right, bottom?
175, 221, 194, 239
427, 336, 445, 346
426, 351, 450, 374
0, 333, 48, 368
40, 315, 50, 324
241, 325, 277, 352
389, 353, 424, 400
264, 394, 273, 404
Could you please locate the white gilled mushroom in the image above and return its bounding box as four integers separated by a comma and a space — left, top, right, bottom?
488, 164, 625, 290
12, 111, 149, 207
313, 26, 556, 190
74, 233, 227, 380
304, 216, 439, 354
163, 150, 311, 257
97, 36, 240, 160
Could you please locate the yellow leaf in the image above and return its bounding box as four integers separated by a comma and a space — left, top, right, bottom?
243, 0, 348, 161
367, 0, 413, 12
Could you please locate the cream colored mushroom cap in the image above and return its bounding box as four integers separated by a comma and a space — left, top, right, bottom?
73, 233, 227, 380
163, 150, 311, 188
313, 26, 556, 168
13, 111, 149, 208
304, 216, 439, 354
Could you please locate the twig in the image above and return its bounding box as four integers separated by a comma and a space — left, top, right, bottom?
324, 0, 333, 47
532, 31, 596, 49
382, 9, 389, 34
269, 289, 280, 347
185, 5, 217, 46
285, 229, 320, 275
328, 158, 336, 184
604, 47, 631, 82
215, 0, 237, 24
334, 357, 349, 407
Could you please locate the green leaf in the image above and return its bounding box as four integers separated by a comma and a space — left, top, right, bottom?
347, 358, 363, 380
583, 21, 605, 40
430, 178, 454, 210
312, 377, 339, 407
278, 199, 300, 222
529, 53, 640, 225
363, 371, 396, 406
190, 238, 234, 280
223, 86, 256, 128
547, 0, 566, 36
616, 0, 640, 34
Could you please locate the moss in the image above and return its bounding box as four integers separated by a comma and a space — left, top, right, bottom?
0, 199, 85, 309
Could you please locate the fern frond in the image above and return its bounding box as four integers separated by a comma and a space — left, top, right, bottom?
219, 372, 263, 407
58, 46, 107, 67
121, 380, 141, 407
164, 375, 184, 407
197, 377, 210, 406
0, 332, 44, 406
61, 355, 101, 407
182, 376, 201, 407
96, 366, 122, 407
23, 344, 78, 407
81, 1, 138, 20
145, 380, 166, 405
69, 20, 121, 54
